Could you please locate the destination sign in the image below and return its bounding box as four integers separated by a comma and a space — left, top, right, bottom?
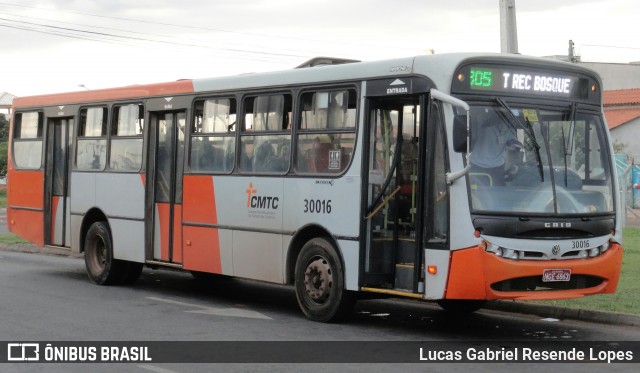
468, 67, 575, 95
451, 62, 601, 104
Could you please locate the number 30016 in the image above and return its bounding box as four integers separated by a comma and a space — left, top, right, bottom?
303, 199, 332, 214
572, 240, 589, 249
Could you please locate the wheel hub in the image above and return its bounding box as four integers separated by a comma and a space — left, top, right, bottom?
304, 257, 333, 303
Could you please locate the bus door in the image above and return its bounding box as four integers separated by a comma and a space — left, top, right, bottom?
44, 117, 73, 247
363, 95, 425, 293
147, 111, 186, 264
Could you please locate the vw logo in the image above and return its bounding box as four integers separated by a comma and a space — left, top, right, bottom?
552, 244, 561, 255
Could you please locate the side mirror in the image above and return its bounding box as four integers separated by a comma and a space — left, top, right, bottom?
453, 115, 468, 153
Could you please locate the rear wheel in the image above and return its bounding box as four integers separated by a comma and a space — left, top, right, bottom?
84, 221, 126, 285
294, 237, 355, 322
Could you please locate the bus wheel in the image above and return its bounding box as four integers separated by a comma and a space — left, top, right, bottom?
84, 221, 124, 285
294, 237, 354, 322
437, 299, 486, 313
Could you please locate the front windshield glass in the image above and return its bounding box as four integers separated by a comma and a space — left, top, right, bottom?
467, 103, 614, 215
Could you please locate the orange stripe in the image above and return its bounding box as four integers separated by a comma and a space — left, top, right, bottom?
13, 80, 194, 108
9, 209, 44, 246
7, 170, 44, 245
172, 204, 183, 264
156, 203, 172, 261
8, 170, 44, 209
182, 175, 222, 273
445, 244, 623, 300
182, 175, 217, 224
50, 196, 60, 244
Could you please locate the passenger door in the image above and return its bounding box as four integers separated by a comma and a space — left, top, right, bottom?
44, 117, 73, 247
363, 95, 425, 292
147, 111, 186, 264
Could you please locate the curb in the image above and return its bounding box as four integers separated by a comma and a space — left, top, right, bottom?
484, 300, 640, 327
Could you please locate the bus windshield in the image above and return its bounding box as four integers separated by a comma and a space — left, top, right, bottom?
466, 102, 614, 215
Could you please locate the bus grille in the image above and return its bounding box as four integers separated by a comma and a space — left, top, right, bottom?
490, 275, 604, 292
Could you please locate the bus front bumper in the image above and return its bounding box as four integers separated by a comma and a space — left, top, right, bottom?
444, 243, 623, 301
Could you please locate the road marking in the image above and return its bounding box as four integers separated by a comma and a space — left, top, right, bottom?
138, 365, 180, 373
146, 296, 272, 320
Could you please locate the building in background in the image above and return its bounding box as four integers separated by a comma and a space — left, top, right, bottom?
604, 88, 640, 161
0, 92, 16, 116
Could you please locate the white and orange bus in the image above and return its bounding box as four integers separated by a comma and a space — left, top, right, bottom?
8, 53, 623, 322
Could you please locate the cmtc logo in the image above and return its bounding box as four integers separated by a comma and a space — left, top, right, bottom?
245, 183, 279, 210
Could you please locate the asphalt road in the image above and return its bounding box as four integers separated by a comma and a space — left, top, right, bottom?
0, 249, 638, 372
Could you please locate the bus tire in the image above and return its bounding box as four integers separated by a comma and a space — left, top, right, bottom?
84, 221, 125, 285
294, 237, 355, 323
437, 299, 486, 313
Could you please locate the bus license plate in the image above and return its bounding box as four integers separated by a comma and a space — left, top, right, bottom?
542, 269, 571, 282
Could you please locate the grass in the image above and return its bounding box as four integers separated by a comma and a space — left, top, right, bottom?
0, 233, 30, 245
530, 227, 640, 315
0, 187, 6, 208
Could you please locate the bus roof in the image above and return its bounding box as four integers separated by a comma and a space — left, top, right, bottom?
12, 53, 600, 109
12, 80, 194, 108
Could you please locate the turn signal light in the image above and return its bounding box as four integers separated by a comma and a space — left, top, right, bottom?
427, 265, 437, 275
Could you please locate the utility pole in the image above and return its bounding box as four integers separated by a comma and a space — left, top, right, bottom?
568, 40, 580, 62
499, 0, 519, 54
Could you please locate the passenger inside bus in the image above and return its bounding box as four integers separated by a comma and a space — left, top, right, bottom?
306, 135, 334, 173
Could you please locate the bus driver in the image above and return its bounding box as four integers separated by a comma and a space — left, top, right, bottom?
469, 108, 521, 187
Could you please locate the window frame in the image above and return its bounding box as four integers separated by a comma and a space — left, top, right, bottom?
295, 87, 358, 176
189, 96, 238, 174
238, 92, 293, 175
109, 103, 145, 173
12, 111, 44, 170
75, 106, 108, 171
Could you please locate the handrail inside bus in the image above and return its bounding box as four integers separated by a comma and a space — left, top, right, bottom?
365, 186, 402, 220
430, 89, 471, 185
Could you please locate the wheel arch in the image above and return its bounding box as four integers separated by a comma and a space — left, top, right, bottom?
286, 224, 343, 285
79, 207, 109, 253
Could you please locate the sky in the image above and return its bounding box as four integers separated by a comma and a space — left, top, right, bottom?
1, 0, 639, 97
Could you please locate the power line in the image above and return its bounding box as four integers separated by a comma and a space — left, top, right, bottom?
0, 16, 311, 61
0, 11, 333, 59
582, 44, 640, 51
0, 1, 419, 53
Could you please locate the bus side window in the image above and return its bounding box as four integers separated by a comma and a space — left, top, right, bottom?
296, 89, 357, 175
190, 98, 237, 173
239, 94, 291, 174
77, 107, 107, 171
110, 104, 144, 172
12, 111, 44, 169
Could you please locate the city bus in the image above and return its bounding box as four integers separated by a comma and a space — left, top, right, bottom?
7, 53, 623, 322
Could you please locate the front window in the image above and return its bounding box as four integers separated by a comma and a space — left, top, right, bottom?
467, 102, 614, 215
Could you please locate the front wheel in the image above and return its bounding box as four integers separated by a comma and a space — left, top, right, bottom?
294, 237, 355, 322
84, 221, 126, 285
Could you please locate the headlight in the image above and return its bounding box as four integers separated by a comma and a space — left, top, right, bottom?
484, 241, 502, 256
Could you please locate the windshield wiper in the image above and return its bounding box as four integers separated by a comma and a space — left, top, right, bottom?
561, 126, 569, 187
560, 103, 577, 188
495, 98, 544, 181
